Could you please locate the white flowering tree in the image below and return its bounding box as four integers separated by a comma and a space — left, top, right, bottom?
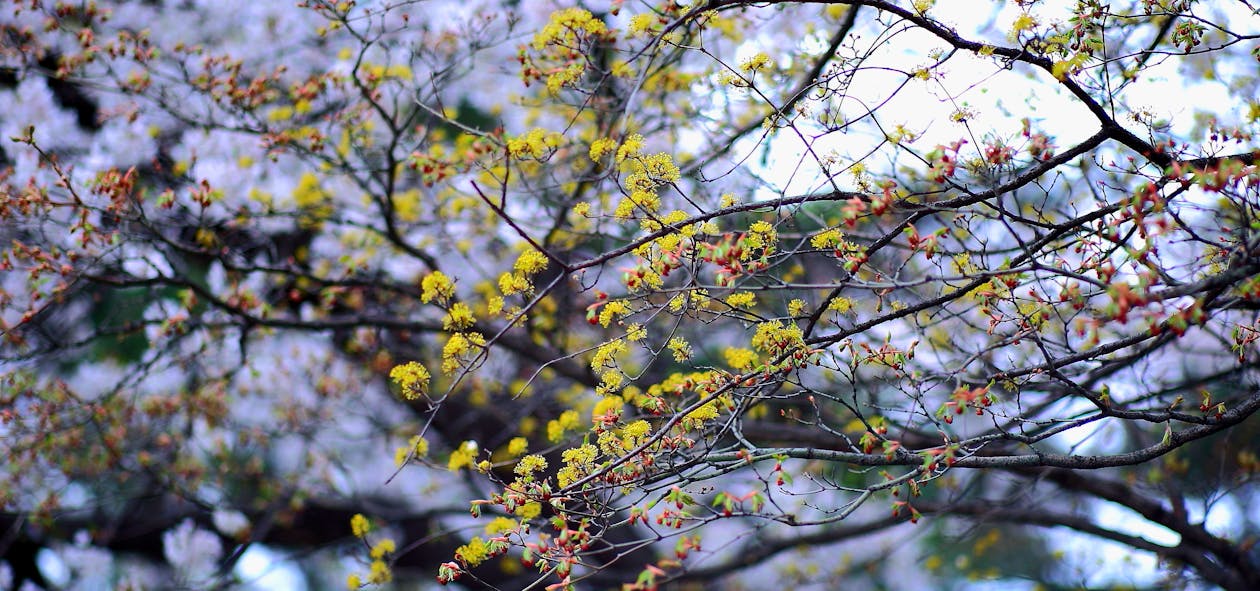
3, 0, 1260, 590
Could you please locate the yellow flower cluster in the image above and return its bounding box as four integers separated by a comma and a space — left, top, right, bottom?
514, 453, 548, 476
547, 409, 582, 442
557, 444, 598, 487
723, 347, 759, 370
598, 300, 631, 327
810, 228, 845, 249
828, 297, 854, 314
498, 272, 531, 295
531, 8, 608, 50
622, 419, 651, 440
370, 538, 396, 560
628, 13, 658, 35
499, 248, 550, 296
506, 436, 528, 457
591, 338, 627, 370
615, 149, 680, 219
614, 190, 660, 219
367, 559, 391, 584
685, 401, 720, 423
394, 434, 429, 466
507, 128, 563, 160
484, 517, 517, 535
363, 62, 413, 80
389, 361, 431, 399
592, 396, 624, 421
514, 249, 549, 275
751, 320, 804, 355
667, 337, 692, 361
350, 514, 371, 537
292, 172, 328, 210
627, 152, 681, 187
589, 137, 618, 162
1008, 12, 1038, 42
597, 419, 652, 455
528, 8, 613, 94
744, 221, 778, 257
639, 209, 692, 236
616, 134, 645, 162
740, 52, 772, 72
448, 440, 479, 471
443, 302, 475, 330
517, 501, 542, 519
645, 370, 718, 398
442, 332, 485, 374
421, 271, 455, 303
725, 292, 756, 308
598, 369, 624, 395
455, 536, 490, 567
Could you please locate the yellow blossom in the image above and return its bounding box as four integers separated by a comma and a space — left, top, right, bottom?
557, 444, 598, 487
411, 435, 429, 456
267, 106, 294, 122
443, 302, 475, 330
1009, 12, 1038, 41
484, 517, 517, 535
589, 138, 617, 161
367, 560, 391, 584
498, 271, 531, 296
395, 434, 429, 466
685, 401, 720, 422
623, 419, 651, 440
514, 454, 548, 476
592, 396, 623, 421
740, 52, 771, 72
389, 361, 431, 399
455, 536, 489, 567
507, 128, 562, 159
725, 292, 756, 308
442, 332, 485, 374
370, 539, 396, 559
532, 8, 607, 51
350, 514, 371, 538
629, 13, 657, 35
598, 369, 624, 394
828, 297, 854, 314
615, 134, 645, 162
292, 172, 326, 208
724, 347, 759, 370
448, 440, 479, 471
667, 337, 692, 361
598, 300, 631, 327
751, 320, 804, 354
513, 249, 550, 276
516, 501, 542, 519
591, 338, 627, 370
507, 436, 528, 457
421, 271, 455, 303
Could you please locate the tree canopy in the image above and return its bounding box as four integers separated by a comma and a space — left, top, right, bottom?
3, 0, 1260, 589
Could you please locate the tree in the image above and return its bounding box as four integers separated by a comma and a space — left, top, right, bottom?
2, 0, 1260, 589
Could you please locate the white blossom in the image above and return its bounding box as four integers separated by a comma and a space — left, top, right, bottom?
161, 519, 223, 584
